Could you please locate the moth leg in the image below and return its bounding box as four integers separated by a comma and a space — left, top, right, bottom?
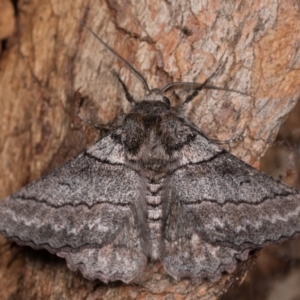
183, 90, 201, 105
79, 69, 136, 130
111, 70, 137, 105
206, 132, 245, 145
74, 89, 115, 131
78, 115, 114, 131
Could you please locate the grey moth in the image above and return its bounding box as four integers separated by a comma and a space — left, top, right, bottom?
0, 23, 299, 283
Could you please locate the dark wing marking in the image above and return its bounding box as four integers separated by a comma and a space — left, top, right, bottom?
162, 148, 300, 280
0, 133, 147, 283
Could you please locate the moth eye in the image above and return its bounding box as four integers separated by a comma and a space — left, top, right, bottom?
163, 97, 170, 106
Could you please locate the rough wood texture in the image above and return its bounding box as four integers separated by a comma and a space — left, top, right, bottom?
0, 0, 300, 299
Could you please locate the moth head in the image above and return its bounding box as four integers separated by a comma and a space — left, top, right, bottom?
143, 89, 171, 106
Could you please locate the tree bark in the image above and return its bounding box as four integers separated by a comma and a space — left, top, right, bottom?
0, 0, 300, 299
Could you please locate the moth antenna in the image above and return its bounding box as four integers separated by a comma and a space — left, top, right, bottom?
182, 83, 251, 108
197, 85, 251, 97
161, 80, 251, 107
161, 65, 251, 107
161, 62, 220, 94
76, 19, 151, 92
161, 82, 250, 97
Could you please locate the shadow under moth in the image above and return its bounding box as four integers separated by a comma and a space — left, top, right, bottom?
1, 23, 300, 284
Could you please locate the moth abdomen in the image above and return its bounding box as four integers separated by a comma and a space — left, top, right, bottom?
146, 180, 164, 259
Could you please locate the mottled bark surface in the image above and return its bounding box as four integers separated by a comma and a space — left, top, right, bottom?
0, 0, 300, 299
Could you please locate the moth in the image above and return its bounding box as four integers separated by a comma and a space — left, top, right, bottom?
0, 23, 300, 284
